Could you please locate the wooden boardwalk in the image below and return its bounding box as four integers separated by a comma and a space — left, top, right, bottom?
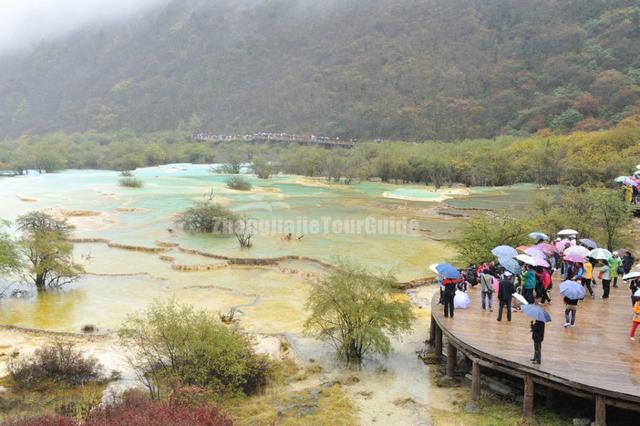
430, 281, 640, 424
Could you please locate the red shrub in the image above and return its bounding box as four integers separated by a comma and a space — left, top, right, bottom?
4, 415, 76, 426
86, 390, 232, 426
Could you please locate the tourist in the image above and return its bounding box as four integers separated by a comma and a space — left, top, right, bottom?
609, 252, 622, 288
581, 258, 594, 298
622, 251, 635, 275
497, 272, 515, 322
523, 265, 536, 304
530, 319, 545, 364
539, 267, 552, 304
479, 269, 493, 312
466, 263, 478, 288
629, 279, 639, 307
598, 261, 611, 299
630, 299, 640, 341
442, 277, 457, 318
564, 296, 579, 327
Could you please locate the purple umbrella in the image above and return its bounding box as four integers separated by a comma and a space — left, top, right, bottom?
579, 238, 598, 249
564, 254, 586, 263
524, 247, 546, 259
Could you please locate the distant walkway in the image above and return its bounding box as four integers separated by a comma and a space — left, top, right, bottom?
430, 281, 640, 424
193, 132, 355, 148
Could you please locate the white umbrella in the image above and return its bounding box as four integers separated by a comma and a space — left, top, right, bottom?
515, 254, 537, 266
564, 245, 591, 258
589, 248, 612, 260
623, 271, 640, 281
512, 293, 528, 305
428, 264, 440, 274
557, 229, 579, 236
635, 289, 640, 297
636, 164, 640, 170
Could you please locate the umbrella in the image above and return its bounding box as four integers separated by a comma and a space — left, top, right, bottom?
528, 232, 549, 241
521, 304, 552, 323
555, 239, 571, 252
564, 246, 591, 258
491, 245, 518, 258
524, 247, 546, 259
535, 242, 558, 255
498, 257, 521, 275
564, 254, 586, 263
557, 229, 579, 236
515, 254, 537, 266
560, 280, 586, 300
589, 248, 612, 260
516, 245, 530, 252
512, 293, 528, 305
623, 271, 640, 281
616, 248, 635, 257
454, 290, 471, 309
535, 258, 550, 268
434, 263, 461, 280
615, 175, 631, 183
579, 239, 597, 249
428, 263, 440, 274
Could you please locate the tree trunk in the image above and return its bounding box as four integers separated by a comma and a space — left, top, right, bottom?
35, 273, 46, 291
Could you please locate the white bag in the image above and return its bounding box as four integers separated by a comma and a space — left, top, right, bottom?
454, 290, 471, 309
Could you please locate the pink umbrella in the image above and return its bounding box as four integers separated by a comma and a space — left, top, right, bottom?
535, 242, 558, 255
564, 254, 585, 263
492, 276, 499, 293
524, 247, 546, 259
516, 245, 530, 252
555, 239, 571, 253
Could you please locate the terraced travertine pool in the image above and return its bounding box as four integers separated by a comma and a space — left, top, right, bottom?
0, 165, 539, 424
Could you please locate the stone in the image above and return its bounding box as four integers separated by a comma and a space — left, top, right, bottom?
463, 402, 480, 414
572, 419, 592, 426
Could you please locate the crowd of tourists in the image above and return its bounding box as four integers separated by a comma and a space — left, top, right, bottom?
432, 230, 640, 365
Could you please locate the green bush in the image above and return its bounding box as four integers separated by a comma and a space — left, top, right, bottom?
225, 175, 252, 191
176, 201, 238, 234
8, 342, 104, 388
119, 177, 143, 188
304, 261, 414, 364
118, 300, 274, 399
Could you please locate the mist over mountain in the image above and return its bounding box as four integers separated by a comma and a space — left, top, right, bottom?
1, 0, 639, 141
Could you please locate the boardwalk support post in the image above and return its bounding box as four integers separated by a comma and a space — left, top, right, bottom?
434, 323, 443, 358
471, 360, 481, 400
446, 342, 457, 377
429, 315, 436, 343
523, 374, 534, 417
595, 395, 606, 426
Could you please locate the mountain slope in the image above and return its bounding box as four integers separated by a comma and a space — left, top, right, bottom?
1, 0, 640, 140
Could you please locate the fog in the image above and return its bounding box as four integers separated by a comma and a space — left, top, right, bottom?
0, 0, 169, 54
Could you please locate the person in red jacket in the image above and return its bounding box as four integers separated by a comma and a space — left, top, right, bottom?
442, 278, 458, 318
539, 268, 552, 304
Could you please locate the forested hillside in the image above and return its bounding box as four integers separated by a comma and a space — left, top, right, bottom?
1, 0, 640, 140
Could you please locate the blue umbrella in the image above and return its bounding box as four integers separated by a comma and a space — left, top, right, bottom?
528, 232, 549, 241
559, 280, 586, 300
521, 304, 552, 323
435, 263, 461, 280
491, 245, 518, 258
498, 257, 521, 275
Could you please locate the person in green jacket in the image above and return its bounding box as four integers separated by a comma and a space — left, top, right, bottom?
523, 265, 536, 304
609, 252, 623, 288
